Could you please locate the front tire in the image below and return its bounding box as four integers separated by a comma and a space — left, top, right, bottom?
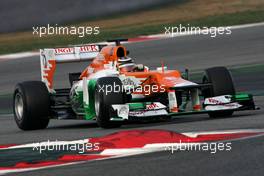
203, 67, 235, 118
94, 77, 125, 128
13, 81, 50, 130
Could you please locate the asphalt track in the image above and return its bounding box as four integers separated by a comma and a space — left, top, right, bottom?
0, 24, 264, 175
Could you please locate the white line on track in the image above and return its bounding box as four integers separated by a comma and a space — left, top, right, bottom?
0, 52, 39, 61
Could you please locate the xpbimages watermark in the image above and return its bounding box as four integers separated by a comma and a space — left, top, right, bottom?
164, 24, 232, 37
32, 24, 100, 37
97, 82, 166, 95
32, 140, 100, 154
165, 141, 232, 154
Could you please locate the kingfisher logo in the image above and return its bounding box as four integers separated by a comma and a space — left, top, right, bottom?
55, 47, 74, 54
54, 45, 99, 54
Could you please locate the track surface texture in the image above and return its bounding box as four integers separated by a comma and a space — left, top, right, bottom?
0, 24, 263, 176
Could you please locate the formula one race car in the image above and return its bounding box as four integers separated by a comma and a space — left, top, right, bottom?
13, 39, 256, 130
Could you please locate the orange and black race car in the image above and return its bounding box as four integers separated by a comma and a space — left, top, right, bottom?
13, 39, 256, 130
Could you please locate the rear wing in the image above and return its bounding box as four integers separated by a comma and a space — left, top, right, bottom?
40, 44, 103, 92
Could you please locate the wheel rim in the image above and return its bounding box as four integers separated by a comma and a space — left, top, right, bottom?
15, 93, 24, 120
94, 92, 100, 117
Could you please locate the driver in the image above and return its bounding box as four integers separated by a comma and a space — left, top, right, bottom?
118, 56, 145, 72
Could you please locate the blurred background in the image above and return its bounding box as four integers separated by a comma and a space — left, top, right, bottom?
0, 0, 178, 33
0, 0, 264, 54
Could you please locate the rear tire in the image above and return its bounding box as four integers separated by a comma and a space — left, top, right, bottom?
13, 81, 50, 130
203, 67, 235, 118
94, 77, 125, 128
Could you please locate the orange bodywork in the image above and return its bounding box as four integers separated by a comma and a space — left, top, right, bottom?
80, 45, 192, 94
124, 70, 182, 91
80, 45, 127, 78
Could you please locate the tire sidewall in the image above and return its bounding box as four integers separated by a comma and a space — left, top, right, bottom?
13, 84, 29, 128
13, 81, 50, 130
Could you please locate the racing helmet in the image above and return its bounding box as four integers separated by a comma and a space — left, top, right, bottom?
118, 56, 136, 72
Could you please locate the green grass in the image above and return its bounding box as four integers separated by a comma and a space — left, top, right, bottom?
0, 10, 264, 55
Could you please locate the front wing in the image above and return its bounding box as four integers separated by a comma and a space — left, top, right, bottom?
109, 93, 256, 121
